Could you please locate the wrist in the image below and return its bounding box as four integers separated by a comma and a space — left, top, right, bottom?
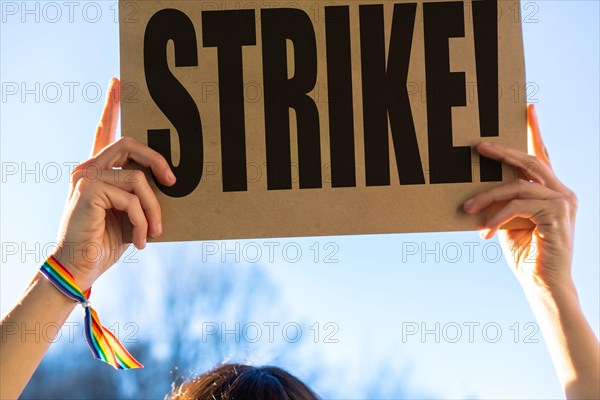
49, 251, 95, 292
517, 264, 577, 299
34, 274, 80, 309
521, 276, 580, 312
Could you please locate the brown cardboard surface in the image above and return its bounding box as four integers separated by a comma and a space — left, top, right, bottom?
119, 0, 529, 242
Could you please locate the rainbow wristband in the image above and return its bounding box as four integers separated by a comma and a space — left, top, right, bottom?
39, 255, 143, 370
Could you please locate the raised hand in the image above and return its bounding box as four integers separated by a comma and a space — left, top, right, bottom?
463, 104, 577, 292
53, 78, 176, 290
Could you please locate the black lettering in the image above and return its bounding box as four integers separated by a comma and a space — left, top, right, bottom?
144, 9, 203, 197
202, 10, 256, 192
359, 4, 425, 186
261, 8, 322, 190
325, 6, 356, 188
424, 1, 472, 184
473, 0, 502, 182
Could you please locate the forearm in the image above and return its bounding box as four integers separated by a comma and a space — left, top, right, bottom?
524, 280, 600, 399
0, 274, 76, 399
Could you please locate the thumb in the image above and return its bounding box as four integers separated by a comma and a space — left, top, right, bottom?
91, 78, 120, 157
527, 104, 552, 167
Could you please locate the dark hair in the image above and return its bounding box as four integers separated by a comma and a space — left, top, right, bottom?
167, 363, 319, 400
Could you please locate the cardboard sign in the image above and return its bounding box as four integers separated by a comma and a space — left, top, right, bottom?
119, 0, 527, 242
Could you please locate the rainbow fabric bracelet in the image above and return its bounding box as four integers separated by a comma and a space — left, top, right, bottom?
39, 255, 143, 370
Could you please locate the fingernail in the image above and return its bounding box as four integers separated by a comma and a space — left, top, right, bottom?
463, 198, 475, 210
480, 141, 493, 147
479, 229, 490, 239
157, 222, 162, 235
167, 170, 176, 183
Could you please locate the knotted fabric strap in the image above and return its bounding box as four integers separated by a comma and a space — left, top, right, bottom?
39, 255, 143, 370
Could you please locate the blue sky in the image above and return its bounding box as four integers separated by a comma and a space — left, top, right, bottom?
1, 1, 598, 399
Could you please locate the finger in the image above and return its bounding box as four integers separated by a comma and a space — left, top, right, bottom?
527, 104, 552, 167
78, 179, 148, 249
78, 136, 176, 187
476, 141, 563, 191
463, 180, 559, 214
479, 199, 547, 239
91, 78, 120, 157
94, 169, 162, 237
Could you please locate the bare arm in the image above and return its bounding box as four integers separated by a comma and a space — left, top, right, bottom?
0, 277, 76, 398
526, 281, 599, 399
0, 78, 174, 399
464, 104, 599, 399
